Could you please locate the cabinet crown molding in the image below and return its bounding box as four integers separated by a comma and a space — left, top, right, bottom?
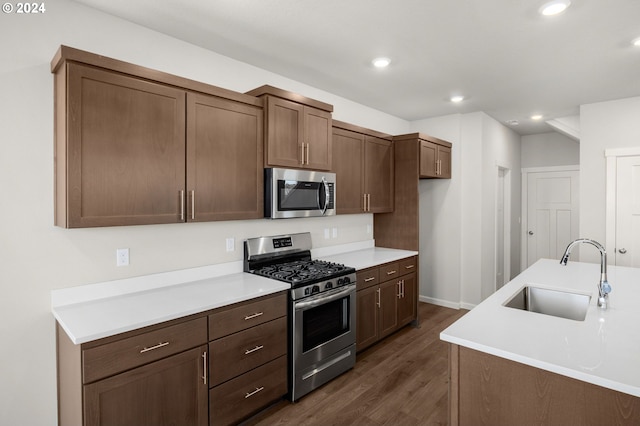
246, 84, 333, 113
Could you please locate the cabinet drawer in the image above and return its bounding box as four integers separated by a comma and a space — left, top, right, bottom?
83, 317, 207, 384
399, 257, 417, 276
208, 292, 286, 340
357, 267, 379, 290
209, 355, 286, 426
209, 317, 286, 386
379, 262, 399, 281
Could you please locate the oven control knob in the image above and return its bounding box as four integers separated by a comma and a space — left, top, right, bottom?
325, 282, 333, 290
312, 285, 320, 294
305, 287, 311, 296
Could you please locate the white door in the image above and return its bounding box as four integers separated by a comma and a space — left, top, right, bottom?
525, 169, 579, 267
615, 156, 640, 267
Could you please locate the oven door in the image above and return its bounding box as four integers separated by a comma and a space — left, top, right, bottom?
291, 284, 356, 400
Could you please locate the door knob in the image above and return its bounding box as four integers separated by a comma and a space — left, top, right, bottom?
619, 248, 627, 254
528, 231, 534, 235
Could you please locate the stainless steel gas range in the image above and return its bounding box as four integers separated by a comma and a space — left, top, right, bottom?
244, 232, 356, 401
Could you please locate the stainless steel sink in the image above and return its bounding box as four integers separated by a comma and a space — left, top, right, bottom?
504, 286, 591, 321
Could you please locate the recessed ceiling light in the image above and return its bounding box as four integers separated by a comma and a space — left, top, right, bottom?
372, 57, 390, 68
531, 114, 543, 120
632, 37, 640, 47
539, 0, 571, 16
450, 95, 464, 103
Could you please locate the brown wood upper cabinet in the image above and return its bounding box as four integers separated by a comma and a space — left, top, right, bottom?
332, 121, 394, 214
52, 46, 263, 228
246, 85, 333, 171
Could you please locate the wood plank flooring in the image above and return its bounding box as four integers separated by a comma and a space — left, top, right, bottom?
245, 303, 468, 426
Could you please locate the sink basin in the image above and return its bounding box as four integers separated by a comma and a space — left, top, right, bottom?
504, 286, 591, 321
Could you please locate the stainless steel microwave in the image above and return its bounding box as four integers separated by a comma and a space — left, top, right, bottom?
265, 168, 335, 219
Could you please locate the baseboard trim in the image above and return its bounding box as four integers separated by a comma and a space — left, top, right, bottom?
419, 295, 477, 311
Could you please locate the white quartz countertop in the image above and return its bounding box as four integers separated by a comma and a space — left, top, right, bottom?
441, 258, 640, 397
52, 242, 416, 345
318, 247, 418, 270
53, 272, 289, 345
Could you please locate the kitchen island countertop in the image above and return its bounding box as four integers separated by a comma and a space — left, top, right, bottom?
441, 258, 640, 397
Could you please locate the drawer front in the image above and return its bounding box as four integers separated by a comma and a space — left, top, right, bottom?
209, 317, 286, 386
209, 292, 286, 340
356, 267, 379, 290
209, 355, 286, 426
399, 256, 417, 276
83, 317, 207, 384
379, 262, 399, 281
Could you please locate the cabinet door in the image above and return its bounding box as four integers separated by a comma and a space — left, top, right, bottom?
84, 346, 208, 426
332, 127, 365, 214
304, 106, 332, 170
397, 272, 417, 327
438, 145, 452, 179
356, 286, 379, 351
364, 136, 394, 213
65, 63, 186, 227
419, 140, 438, 178
378, 279, 399, 339
264, 96, 304, 168
186, 93, 263, 221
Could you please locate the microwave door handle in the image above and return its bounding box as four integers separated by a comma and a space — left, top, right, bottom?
319, 177, 329, 216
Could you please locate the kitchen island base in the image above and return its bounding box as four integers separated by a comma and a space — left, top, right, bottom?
449, 344, 640, 425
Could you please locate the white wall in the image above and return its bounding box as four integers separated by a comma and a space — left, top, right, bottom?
580, 96, 640, 263
0, 2, 409, 424
521, 132, 579, 168
410, 112, 521, 309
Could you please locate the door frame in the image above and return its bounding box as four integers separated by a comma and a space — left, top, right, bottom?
495, 165, 511, 292
605, 147, 640, 266
520, 165, 580, 271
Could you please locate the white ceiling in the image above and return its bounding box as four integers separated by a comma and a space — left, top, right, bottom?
72, 0, 640, 135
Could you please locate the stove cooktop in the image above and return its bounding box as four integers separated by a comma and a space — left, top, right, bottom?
252, 259, 355, 286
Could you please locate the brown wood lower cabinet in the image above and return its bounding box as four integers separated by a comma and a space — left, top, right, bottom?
56, 291, 288, 426
84, 345, 208, 426
356, 256, 418, 352
208, 292, 288, 426
449, 345, 640, 425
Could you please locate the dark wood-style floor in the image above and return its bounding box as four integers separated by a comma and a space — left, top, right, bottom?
246, 303, 467, 426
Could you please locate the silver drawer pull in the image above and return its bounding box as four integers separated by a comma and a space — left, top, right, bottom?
244, 345, 264, 355
244, 312, 264, 321
364, 277, 375, 282
386, 270, 397, 275
245, 386, 264, 399
140, 341, 169, 353
404, 265, 415, 269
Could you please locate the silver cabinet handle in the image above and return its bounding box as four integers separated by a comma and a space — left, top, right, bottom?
202, 351, 207, 385
245, 387, 264, 399
386, 270, 397, 275
368, 194, 371, 211
401, 279, 405, 298
300, 143, 305, 164
376, 288, 381, 308
364, 277, 375, 282
363, 193, 367, 212
190, 190, 195, 220
140, 341, 169, 353
244, 312, 264, 320
306, 143, 310, 164
244, 345, 264, 355
179, 190, 185, 221
404, 264, 415, 270
619, 248, 627, 254
396, 281, 402, 298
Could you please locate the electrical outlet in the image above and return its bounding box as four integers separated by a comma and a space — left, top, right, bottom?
226, 237, 235, 252
367, 224, 372, 234
332, 227, 338, 239
324, 228, 330, 239
116, 248, 129, 266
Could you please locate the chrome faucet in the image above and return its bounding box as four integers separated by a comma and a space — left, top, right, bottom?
560, 239, 612, 309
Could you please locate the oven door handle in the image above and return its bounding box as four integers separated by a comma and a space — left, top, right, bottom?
294, 285, 355, 310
